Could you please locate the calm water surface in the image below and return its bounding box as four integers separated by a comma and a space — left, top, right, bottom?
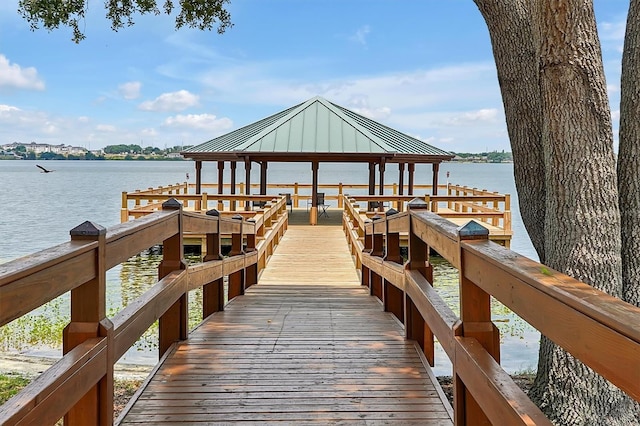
0, 160, 539, 373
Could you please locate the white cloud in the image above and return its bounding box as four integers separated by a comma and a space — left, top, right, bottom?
118, 81, 142, 100
611, 109, 620, 123
600, 20, 626, 42
345, 95, 391, 120
349, 25, 371, 46
0, 104, 20, 113
599, 19, 626, 54
138, 90, 199, 112
96, 124, 117, 132
164, 113, 233, 133
0, 55, 45, 90
141, 128, 158, 137
457, 108, 499, 123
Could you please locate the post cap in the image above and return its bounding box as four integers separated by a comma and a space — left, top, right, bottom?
386, 208, 399, 216
206, 209, 220, 217
232, 214, 244, 220
162, 198, 182, 210
371, 214, 382, 221
458, 220, 489, 239
407, 198, 429, 209
70, 221, 106, 237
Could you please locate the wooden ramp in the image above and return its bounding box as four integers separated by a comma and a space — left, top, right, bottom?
120, 225, 453, 425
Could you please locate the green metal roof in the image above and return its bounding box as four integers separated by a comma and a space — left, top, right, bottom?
182, 96, 453, 160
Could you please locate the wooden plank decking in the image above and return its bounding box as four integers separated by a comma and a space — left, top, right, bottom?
120, 225, 453, 425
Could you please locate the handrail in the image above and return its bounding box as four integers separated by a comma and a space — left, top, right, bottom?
359, 203, 640, 423
123, 181, 507, 217
0, 197, 289, 425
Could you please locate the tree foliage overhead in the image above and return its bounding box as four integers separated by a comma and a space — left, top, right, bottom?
18, 0, 233, 43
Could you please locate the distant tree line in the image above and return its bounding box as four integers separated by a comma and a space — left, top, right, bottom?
452, 151, 513, 163
103, 144, 192, 157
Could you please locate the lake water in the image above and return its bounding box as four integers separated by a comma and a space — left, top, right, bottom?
0, 160, 539, 374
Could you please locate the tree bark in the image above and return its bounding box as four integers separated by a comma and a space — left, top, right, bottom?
619, 0, 640, 307
529, 1, 635, 423
476, 0, 638, 422
473, 0, 547, 263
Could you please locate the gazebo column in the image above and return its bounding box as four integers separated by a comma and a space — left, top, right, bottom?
217, 161, 225, 211
260, 161, 268, 195
195, 160, 202, 211
408, 163, 415, 196
378, 158, 385, 212
398, 163, 405, 211
310, 161, 319, 225
368, 162, 376, 211
244, 158, 252, 211
432, 163, 440, 195
230, 161, 237, 211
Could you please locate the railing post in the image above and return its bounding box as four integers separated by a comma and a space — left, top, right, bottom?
338, 183, 344, 208
201, 192, 208, 213
405, 199, 435, 365
453, 220, 499, 426
245, 218, 258, 289
361, 220, 372, 288
121, 191, 129, 223
383, 209, 404, 323
158, 199, 188, 358
369, 215, 384, 300
64, 221, 113, 426
228, 214, 245, 300
203, 209, 224, 318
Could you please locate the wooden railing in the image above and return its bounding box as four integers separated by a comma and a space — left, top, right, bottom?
122, 183, 510, 232
123, 182, 499, 209
0, 197, 289, 425
342, 199, 640, 424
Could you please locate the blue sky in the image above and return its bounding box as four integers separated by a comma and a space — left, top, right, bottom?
0, 1, 630, 153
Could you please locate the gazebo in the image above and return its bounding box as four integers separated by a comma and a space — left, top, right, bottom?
181, 96, 454, 223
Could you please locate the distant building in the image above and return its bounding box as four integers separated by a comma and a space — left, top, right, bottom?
166, 152, 184, 159
1, 142, 88, 155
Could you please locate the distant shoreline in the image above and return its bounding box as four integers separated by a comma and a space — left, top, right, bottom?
0, 157, 187, 161
0, 157, 512, 163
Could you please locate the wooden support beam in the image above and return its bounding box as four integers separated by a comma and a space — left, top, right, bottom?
432, 162, 440, 195
454, 221, 499, 426
158, 200, 187, 359
310, 161, 319, 225
230, 161, 237, 211
244, 158, 251, 211
195, 161, 202, 211
260, 161, 268, 195
64, 222, 113, 426
217, 161, 224, 210
408, 163, 415, 196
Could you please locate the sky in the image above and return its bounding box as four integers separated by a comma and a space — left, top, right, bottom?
0, 0, 630, 153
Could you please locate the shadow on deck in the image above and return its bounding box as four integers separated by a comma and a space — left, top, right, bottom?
119, 225, 453, 425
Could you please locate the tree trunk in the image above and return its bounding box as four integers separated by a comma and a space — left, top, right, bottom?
473, 0, 546, 263
619, 0, 640, 307
529, 1, 635, 423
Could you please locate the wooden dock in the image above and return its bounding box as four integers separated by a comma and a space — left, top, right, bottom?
120, 225, 453, 425
4, 198, 639, 425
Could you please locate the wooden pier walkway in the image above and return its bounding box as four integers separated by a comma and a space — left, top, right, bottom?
120, 225, 453, 425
